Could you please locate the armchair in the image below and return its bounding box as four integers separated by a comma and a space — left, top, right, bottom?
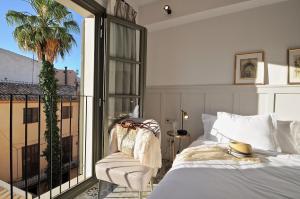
95, 119, 161, 199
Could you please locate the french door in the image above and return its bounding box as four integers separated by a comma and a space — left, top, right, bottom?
103, 15, 147, 155
55, 5, 147, 197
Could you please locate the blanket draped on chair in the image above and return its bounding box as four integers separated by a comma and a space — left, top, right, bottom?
109, 119, 162, 169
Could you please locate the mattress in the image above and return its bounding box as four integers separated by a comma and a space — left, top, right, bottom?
148, 139, 300, 199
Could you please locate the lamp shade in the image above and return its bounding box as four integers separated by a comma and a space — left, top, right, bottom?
177, 109, 189, 135
183, 111, 189, 119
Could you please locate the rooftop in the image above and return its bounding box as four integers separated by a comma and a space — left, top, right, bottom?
0, 82, 78, 100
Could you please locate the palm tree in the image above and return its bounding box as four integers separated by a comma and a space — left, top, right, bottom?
6, 0, 79, 188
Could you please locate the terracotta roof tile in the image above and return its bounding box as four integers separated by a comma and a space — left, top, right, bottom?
0, 82, 78, 100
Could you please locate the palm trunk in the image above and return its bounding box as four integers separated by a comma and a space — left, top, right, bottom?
39, 55, 61, 188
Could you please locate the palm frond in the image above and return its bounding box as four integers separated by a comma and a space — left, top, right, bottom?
49, 2, 70, 22
6, 10, 31, 26
12, 24, 36, 51
63, 20, 80, 33
6, 0, 80, 63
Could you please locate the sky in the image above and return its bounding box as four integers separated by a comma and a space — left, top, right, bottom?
0, 0, 83, 73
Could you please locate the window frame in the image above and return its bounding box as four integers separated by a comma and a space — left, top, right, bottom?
23, 107, 39, 124
61, 106, 73, 119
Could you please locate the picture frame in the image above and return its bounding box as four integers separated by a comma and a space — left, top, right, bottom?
234, 51, 265, 85
288, 48, 300, 84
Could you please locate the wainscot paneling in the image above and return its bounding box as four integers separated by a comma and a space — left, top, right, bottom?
205, 92, 234, 114
182, 92, 205, 141
275, 94, 300, 121
144, 84, 300, 159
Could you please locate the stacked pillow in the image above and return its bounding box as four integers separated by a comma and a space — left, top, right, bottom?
275, 120, 300, 154
202, 114, 217, 140
201, 112, 300, 153
291, 121, 300, 153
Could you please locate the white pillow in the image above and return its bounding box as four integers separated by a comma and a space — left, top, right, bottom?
275, 121, 298, 154
290, 121, 300, 153
210, 112, 277, 151
202, 114, 217, 140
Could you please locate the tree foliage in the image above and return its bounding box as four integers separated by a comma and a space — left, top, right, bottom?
6, 0, 79, 188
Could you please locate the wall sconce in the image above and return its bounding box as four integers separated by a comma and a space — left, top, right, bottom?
163, 5, 172, 15
177, 109, 189, 135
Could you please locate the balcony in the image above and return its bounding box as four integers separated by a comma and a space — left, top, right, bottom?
0, 0, 147, 198
0, 89, 94, 198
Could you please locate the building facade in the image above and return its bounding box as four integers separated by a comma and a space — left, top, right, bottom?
0, 83, 80, 194
0, 48, 79, 87
0, 48, 41, 84
0, 48, 81, 195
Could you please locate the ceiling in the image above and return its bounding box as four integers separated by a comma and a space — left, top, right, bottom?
133, 0, 160, 6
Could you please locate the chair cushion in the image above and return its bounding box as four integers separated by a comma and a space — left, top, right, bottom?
95, 152, 153, 191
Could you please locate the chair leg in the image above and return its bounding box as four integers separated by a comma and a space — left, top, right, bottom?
98, 180, 102, 199
138, 191, 143, 199
150, 178, 154, 191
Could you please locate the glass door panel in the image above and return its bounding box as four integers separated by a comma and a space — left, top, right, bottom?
104, 16, 147, 156
107, 97, 139, 127
108, 61, 140, 95
109, 22, 141, 61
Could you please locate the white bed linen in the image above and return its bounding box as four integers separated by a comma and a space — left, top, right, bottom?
149, 139, 300, 199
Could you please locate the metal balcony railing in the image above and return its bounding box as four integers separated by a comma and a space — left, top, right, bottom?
0, 93, 93, 199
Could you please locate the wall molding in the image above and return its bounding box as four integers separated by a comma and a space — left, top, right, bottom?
146, 0, 288, 32
147, 84, 300, 93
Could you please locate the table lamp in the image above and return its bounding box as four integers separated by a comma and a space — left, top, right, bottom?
177, 109, 189, 135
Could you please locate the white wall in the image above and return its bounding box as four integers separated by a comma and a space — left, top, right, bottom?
144, 0, 300, 86
82, 17, 95, 178
0, 49, 41, 84
0, 48, 79, 86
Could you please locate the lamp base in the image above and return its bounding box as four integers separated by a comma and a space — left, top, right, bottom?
177, 129, 188, 136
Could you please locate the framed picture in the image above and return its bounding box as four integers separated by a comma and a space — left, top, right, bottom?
288, 48, 300, 84
234, 51, 265, 85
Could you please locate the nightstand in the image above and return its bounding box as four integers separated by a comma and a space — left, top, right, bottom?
167, 130, 191, 161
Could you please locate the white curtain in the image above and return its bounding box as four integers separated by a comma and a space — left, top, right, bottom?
107, 0, 139, 125
107, 0, 137, 23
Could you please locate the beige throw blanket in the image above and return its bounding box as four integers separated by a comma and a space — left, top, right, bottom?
176, 145, 263, 164
110, 119, 162, 170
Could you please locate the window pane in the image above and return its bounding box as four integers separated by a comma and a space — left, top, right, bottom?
109, 22, 140, 61
108, 97, 139, 127
32, 108, 39, 123
108, 61, 139, 95
23, 108, 27, 123
62, 136, 73, 164
62, 106, 73, 119
23, 108, 38, 123
22, 144, 39, 179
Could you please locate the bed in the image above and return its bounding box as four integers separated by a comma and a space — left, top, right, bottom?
149, 113, 300, 199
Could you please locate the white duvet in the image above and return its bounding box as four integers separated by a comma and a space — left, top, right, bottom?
149, 139, 300, 199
